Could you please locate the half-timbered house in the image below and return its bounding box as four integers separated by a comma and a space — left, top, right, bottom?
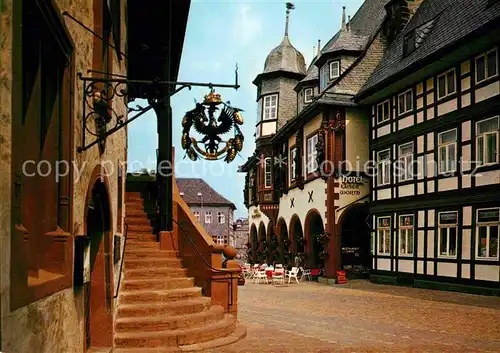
357, 0, 500, 293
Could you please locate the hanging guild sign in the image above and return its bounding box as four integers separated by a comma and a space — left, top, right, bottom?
181, 89, 244, 163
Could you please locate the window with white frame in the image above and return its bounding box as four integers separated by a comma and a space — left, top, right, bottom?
438, 129, 457, 174
304, 88, 313, 103
377, 100, 390, 124
307, 134, 319, 174
290, 147, 297, 180
217, 211, 225, 224
438, 69, 456, 99
216, 235, 225, 245
476, 116, 499, 166
398, 89, 413, 115
377, 217, 391, 255
194, 211, 200, 222
330, 60, 340, 79
320, 64, 330, 91
438, 211, 458, 257
263, 94, 278, 120
264, 158, 272, 188
399, 215, 414, 256
476, 49, 498, 84
205, 211, 212, 224
377, 150, 391, 186
398, 143, 414, 182
477, 208, 499, 259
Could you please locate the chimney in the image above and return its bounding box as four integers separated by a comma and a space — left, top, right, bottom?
341, 6, 346, 31
347, 15, 351, 32
317, 39, 321, 57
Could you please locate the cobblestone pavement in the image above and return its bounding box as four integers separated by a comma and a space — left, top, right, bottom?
209, 280, 500, 353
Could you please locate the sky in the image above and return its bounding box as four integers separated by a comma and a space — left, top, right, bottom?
128, 0, 364, 218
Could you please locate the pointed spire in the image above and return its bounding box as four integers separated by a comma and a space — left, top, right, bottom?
285, 2, 295, 37
317, 39, 321, 57
341, 6, 347, 31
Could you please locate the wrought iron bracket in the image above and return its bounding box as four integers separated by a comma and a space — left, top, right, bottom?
76, 65, 240, 153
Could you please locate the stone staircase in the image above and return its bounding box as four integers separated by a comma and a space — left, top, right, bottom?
114, 192, 245, 352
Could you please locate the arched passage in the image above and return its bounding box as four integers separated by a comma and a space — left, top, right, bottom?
289, 215, 305, 267
250, 224, 258, 263
84, 177, 113, 350
266, 220, 277, 264
277, 217, 288, 265
339, 204, 371, 277
258, 222, 266, 264
304, 209, 325, 269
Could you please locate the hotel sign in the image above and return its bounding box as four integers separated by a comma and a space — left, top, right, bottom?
340, 175, 366, 196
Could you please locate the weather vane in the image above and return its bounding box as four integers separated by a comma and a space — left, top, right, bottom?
181, 89, 244, 163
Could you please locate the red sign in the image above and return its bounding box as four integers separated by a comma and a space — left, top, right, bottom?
336, 270, 348, 284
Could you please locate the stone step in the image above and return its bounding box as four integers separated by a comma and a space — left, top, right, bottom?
127, 234, 157, 242
124, 250, 178, 259
113, 324, 247, 353
119, 287, 202, 305
124, 258, 183, 269
114, 315, 236, 348
126, 241, 159, 250
125, 267, 188, 280
115, 306, 225, 332
122, 278, 194, 291
127, 224, 155, 231
117, 297, 211, 318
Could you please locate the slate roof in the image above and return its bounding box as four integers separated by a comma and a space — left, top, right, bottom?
263, 35, 307, 75
299, 59, 319, 84
176, 178, 236, 209
320, 0, 391, 57
359, 0, 500, 97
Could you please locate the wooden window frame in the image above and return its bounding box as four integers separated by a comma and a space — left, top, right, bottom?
476, 207, 500, 260
397, 89, 413, 116
304, 88, 313, 103
438, 211, 458, 258
377, 217, 391, 255
476, 116, 499, 167
475, 48, 498, 84
437, 69, 456, 100
398, 215, 414, 256
376, 99, 390, 124
329, 60, 340, 79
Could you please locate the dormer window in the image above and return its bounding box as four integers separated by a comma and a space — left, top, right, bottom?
263, 94, 278, 120
329, 61, 340, 79
403, 19, 436, 57
304, 88, 313, 103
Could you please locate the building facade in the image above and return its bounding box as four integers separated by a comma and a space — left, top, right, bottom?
239, 0, 398, 277
357, 0, 500, 291
233, 218, 250, 260
177, 178, 236, 245
0, 0, 189, 351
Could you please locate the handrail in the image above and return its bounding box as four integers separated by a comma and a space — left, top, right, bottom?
171, 218, 237, 308
114, 223, 129, 298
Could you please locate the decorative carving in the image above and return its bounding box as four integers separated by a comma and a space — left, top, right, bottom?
181, 89, 244, 163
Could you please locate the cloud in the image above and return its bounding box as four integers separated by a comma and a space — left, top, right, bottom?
233, 4, 262, 46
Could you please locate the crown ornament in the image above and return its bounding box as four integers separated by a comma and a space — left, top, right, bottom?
203, 90, 222, 105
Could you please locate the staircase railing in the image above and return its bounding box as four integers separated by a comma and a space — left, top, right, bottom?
172, 218, 237, 309
114, 222, 129, 298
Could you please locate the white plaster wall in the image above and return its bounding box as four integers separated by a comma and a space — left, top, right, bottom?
261, 121, 277, 137
437, 263, 457, 278
377, 124, 390, 137
437, 99, 457, 117
475, 265, 500, 282
475, 81, 500, 103
377, 259, 391, 271
462, 229, 471, 260
278, 179, 326, 233
398, 260, 413, 273
248, 205, 270, 236
345, 108, 369, 167
438, 177, 458, 192
377, 188, 391, 200
475, 170, 500, 187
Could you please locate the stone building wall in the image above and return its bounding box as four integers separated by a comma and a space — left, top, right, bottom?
1, 0, 128, 351
278, 77, 299, 129
189, 205, 234, 243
